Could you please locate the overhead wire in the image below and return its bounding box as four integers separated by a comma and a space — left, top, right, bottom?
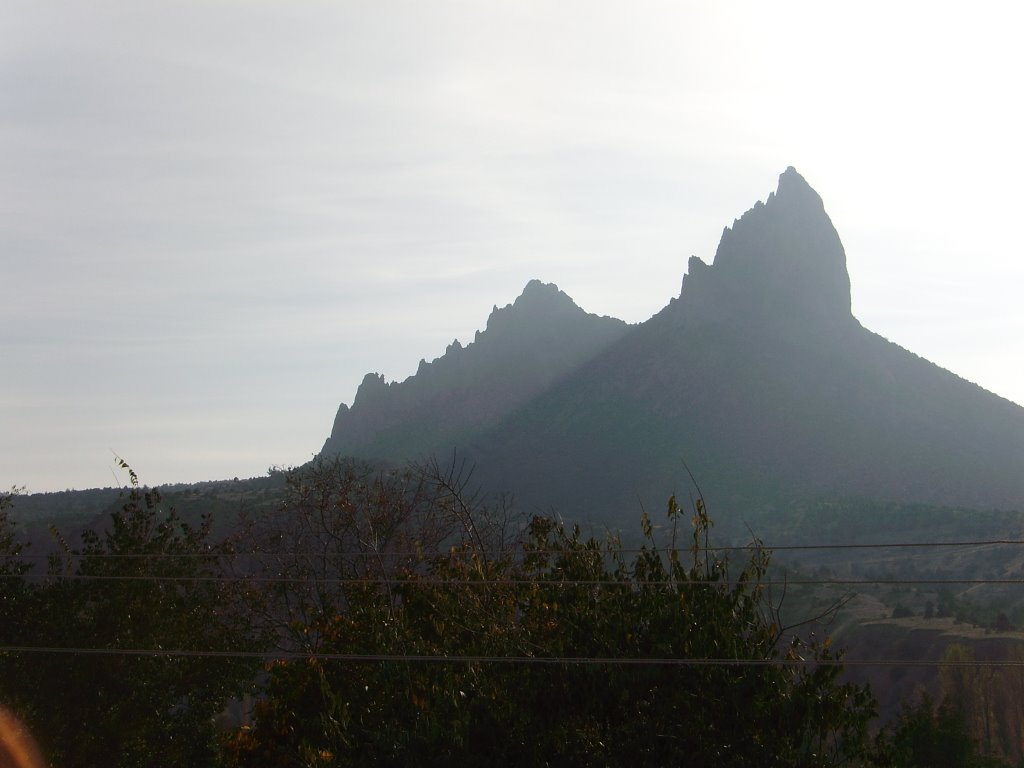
10, 537, 1024, 559
1, 645, 1024, 668
1, 572, 1024, 587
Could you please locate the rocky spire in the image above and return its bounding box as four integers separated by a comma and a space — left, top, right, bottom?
676, 167, 854, 333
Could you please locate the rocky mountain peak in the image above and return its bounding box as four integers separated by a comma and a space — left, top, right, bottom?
518, 278, 564, 302
495, 279, 577, 318
350, 372, 389, 408
774, 165, 823, 207
676, 167, 854, 333
478, 280, 594, 342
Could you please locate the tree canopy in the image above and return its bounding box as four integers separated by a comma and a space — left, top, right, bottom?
15, 458, 1012, 765
225, 459, 877, 767
0, 464, 257, 767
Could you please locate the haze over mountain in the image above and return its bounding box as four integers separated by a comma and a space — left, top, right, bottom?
322, 168, 1024, 525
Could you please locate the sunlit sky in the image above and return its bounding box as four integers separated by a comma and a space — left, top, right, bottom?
3, 2, 1022, 493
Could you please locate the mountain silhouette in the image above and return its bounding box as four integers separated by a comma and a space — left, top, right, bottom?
321, 168, 1024, 525
322, 280, 630, 462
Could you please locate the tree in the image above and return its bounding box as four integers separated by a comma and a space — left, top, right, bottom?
3, 461, 257, 767
880, 694, 1011, 767
226, 469, 878, 767
0, 487, 29, 583
0, 489, 27, 571
933, 643, 1024, 764
0, 489, 33, 712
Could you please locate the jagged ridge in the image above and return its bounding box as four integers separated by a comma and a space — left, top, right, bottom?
321, 280, 630, 461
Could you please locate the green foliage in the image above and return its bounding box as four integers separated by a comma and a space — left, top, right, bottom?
227, 467, 877, 767
931, 643, 1024, 764
1, 461, 257, 768
0, 488, 29, 577
0, 489, 32, 662
878, 694, 1013, 767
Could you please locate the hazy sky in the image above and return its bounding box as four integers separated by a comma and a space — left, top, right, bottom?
3, 2, 1022, 493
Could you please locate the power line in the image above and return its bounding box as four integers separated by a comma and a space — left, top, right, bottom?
10, 536, 1024, 560
1, 645, 1023, 667
3, 572, 1024, 588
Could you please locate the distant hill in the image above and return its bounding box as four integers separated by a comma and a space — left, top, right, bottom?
320, 168, 1024, 527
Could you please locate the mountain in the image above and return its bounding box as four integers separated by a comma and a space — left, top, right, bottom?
320, 168, 1024, 527
321, 280, 630, 461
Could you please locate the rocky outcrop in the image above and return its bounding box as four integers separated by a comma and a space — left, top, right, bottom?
674, 167, 855, 335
